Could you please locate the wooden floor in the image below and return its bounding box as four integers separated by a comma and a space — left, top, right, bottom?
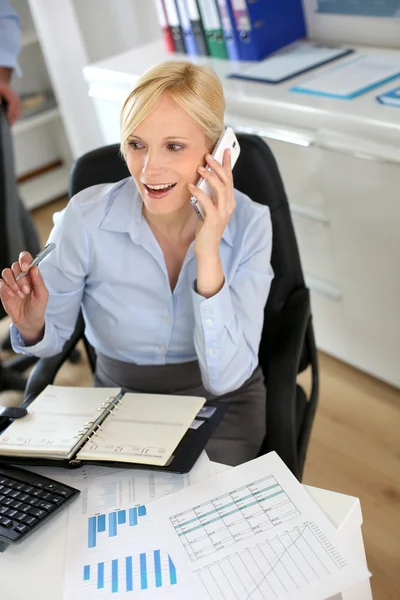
1, 198, 399, 599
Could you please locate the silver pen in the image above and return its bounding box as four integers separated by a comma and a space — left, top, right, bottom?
16, 243, 56, 281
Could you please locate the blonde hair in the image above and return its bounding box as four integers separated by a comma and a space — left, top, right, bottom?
120, 61, 226, 155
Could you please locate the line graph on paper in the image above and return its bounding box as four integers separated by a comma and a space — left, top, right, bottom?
170, 475, 300, 561
195, 522, 348, 599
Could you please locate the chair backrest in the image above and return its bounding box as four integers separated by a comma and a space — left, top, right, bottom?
232, 135, 306, 367
69, 135, 306, 370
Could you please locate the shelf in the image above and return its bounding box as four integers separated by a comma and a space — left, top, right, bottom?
18, 164, 70, 211
12, 107, 60, 135
20, 30, 39, 48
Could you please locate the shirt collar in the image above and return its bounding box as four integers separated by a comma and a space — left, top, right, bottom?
99, 177, 234, 247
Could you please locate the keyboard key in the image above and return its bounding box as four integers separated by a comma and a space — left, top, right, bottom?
8, 481, 24, 490
13, 512, 26, 523
2, 498, 13, 506
21, 485, 34, 494
9, 490, 21, 499
26, 497, 40, 507
2, 488, 12, 497
43, 483, 58, 492
5, 509, 18, 519
27, 508, 47, 519
15, 493, 30, 502
0, 518, 13, 528
31, 481, 45, 489
14, 523, 29, 534
36, 501, 54, 512
0, 478, 11, 486
0, 494, 5, 502
56, 487, 74, 499
47, 495, 64, 506
0, 506, 9, 515
10, 501, 22, 510
19, 503, 31, 513
22, 515, 38, 527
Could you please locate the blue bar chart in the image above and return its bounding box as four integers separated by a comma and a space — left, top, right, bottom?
88, 506, 147, 548
82, 550, 178, 593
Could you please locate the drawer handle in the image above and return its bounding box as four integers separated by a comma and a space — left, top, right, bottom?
225, 115, 316, 148
317, 141, 400, 167
290, 204, 330, 227
306, 277, 342, 301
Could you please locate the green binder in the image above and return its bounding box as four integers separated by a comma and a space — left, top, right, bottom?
196, 0, 228, 59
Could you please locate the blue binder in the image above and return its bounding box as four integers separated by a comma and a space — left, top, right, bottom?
176, 0, 198, 56
231, 0, 307, 62
216, 0, 240, 61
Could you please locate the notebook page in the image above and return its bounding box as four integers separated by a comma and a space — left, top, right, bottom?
0, 385, 120, 459
76, 393, 206, 466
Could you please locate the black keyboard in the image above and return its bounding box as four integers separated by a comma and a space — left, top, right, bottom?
0, 464, 80, 551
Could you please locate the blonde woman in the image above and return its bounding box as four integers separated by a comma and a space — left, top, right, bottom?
0, 61, 274, 466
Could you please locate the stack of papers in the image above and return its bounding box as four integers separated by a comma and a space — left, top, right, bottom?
63, 451, 370, 599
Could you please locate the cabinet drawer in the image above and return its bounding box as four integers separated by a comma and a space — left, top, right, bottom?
291, 214, 340, 289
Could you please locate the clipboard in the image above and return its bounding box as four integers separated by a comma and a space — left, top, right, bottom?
228, 42, 354, 85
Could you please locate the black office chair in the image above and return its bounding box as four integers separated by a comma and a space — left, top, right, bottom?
22, 135, 319, 480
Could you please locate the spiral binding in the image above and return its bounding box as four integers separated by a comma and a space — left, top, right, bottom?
74, 394, 123, 445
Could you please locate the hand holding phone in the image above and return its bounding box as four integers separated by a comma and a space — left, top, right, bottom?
190, 127, 241, 220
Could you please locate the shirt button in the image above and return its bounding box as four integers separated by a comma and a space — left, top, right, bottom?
164, 317, 172, 325
159, 345, 166, 352
204, 309, 212, 314
208, 349, 216, 357
205, 319, 213, 326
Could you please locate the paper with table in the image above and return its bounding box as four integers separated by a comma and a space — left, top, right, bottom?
291, 52, 400, 99
148, 452, 371, 599
64, 452, 216, 599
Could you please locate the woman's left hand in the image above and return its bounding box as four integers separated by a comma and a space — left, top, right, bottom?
189, 149, 236, 257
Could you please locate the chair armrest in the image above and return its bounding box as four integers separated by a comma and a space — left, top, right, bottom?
23, 311, 86, 401
264, 287, 312, 478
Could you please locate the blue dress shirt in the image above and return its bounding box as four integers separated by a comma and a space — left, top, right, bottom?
11, 178, 274, 395
0, 0, 21, 72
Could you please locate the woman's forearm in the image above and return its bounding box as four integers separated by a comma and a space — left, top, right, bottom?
196, 252, 224, 298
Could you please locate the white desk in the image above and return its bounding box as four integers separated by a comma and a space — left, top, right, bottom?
0, 463, 372, 600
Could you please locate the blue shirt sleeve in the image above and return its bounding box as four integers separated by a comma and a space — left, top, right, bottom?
0, 0, 21, 72
11, 197, 90, 357
191, 206, 274, 395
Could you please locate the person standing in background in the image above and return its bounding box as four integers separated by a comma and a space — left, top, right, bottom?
0, 0, 22, 125
0, 0, 40, 393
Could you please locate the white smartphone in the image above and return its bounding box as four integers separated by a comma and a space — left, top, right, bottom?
190, 126, 241, 220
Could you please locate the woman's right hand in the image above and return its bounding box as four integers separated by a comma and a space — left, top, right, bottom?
0, 251, 49, 344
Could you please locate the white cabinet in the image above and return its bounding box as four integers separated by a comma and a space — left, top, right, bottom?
83, 40, 400, 388
11, 0, 72, 210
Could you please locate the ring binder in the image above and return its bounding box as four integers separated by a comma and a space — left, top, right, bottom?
0, 386, 221, 473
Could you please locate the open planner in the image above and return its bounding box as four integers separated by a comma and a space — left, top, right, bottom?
0, 386, 224, 473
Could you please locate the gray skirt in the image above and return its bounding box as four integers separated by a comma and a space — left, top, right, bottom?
94, 354, 266, 467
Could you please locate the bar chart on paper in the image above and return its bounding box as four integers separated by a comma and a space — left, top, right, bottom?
88, 506, 147, 548
171, 475, 300, 561
82, 549, 178, 596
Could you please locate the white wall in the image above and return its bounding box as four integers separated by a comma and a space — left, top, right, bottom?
73, 0, 161, 63
303, 0, 400, 48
